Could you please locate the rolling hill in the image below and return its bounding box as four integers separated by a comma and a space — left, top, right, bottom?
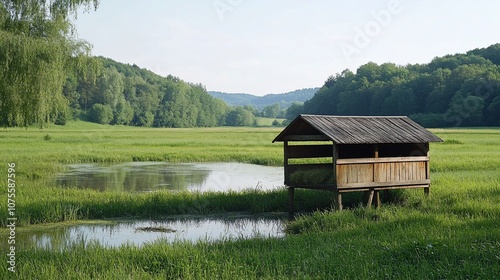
208, 88, 318, 109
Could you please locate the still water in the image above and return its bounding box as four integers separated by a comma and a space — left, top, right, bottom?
23, 162, 287, 250
56, 162, 284, 192
18, 214, 286, 250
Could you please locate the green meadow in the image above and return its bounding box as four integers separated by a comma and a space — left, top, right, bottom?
1, 122, 500, 279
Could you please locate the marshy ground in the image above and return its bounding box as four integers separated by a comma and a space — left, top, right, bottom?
1, 122, 499, 279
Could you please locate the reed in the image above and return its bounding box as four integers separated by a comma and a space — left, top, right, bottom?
0, 123, 499, 279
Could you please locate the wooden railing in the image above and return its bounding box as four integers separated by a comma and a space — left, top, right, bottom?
336, 156, 429, 191
286, 156, 430, 191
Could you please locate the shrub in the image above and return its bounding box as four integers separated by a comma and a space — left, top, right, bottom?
89, 103, 114, 124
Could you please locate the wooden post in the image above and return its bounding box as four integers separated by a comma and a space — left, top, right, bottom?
333, 143, 342, 211
288, 187, 295, 214
367, 189, 374, 209
373, 144, 379, 183
284, 141, 289, 185
336, 191, 343, 211
375, 190, 381, 209
332, 143, 338, 186
424, 143, 430, 197
363, 191, 370, 204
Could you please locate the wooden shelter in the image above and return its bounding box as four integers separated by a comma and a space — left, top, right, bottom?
273, 114, 443, 212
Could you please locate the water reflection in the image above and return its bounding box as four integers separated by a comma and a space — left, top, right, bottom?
16, 215, 286, 250
56, 162, 283, 192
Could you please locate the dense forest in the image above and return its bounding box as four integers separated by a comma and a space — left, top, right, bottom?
63, 57, 229, 127
292, 44, 500, 127
63, 57, 299, 127
64, 55, 319, 127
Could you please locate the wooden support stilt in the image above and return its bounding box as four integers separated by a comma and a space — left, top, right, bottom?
288, 187, 295, 214
424, 185, 430, 197
375, 190, 381, 209
367, 189, 375, 209
363, 191, 370, 204
336, 191, 343, 211
425, 145, 431, 198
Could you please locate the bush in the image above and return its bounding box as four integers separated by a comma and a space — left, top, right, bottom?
54, 111, 67, 125
225, 107, 256, 126
89, 103, 114, 124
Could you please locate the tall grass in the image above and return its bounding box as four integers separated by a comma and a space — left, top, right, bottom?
5, 182, 366, 226
6, 204, 500, 279
0, 123, 499, 279
0, 123, 284, 225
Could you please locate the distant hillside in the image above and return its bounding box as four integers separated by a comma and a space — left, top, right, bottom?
62, 56, 229, 127
207, 92, 258, 107
208, 88, 318, 109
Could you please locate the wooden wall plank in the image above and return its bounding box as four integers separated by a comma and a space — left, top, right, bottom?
337, 183, 430, 193
337, 179, 430, 189
282, 135, 330, 141
368, 160, 429, 183
336, 156, 428, 165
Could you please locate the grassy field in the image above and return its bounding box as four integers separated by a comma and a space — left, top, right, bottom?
255, 117, 286, 127
0, 123, 499, 279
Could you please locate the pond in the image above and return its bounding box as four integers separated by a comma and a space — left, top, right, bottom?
56, 162, 284, 192
37, 162, 288, 250
17, 214, 286, 250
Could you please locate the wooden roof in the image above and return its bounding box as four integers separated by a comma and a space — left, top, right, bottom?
273, 114, 443, 144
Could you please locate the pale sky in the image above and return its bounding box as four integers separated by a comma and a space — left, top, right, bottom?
74, 0, 500, 96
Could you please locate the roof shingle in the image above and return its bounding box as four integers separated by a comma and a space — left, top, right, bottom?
273, 115, 443, 144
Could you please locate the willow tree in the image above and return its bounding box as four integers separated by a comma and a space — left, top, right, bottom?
0, 0, 100, 127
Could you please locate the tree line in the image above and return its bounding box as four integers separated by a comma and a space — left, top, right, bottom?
64, 57, 292, 127
0, 0, 269, 128
290, 44, 500, 127
63, 57, 230, 127
2, 0, 498, 128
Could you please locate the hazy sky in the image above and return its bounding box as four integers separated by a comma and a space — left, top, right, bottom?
74, 0, 500, 96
